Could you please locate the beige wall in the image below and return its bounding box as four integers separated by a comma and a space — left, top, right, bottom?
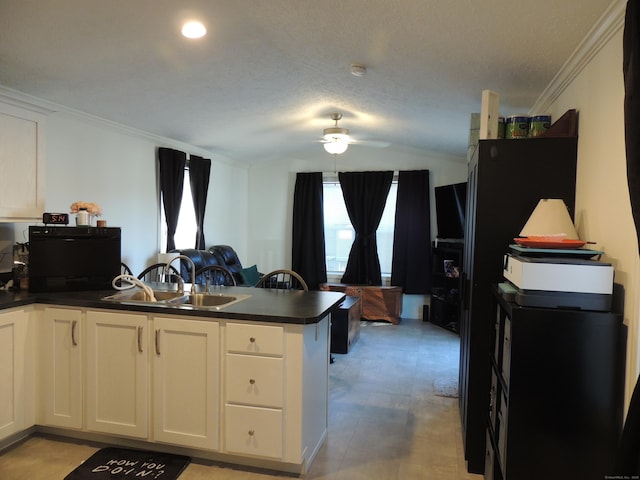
536, 1, 639, 404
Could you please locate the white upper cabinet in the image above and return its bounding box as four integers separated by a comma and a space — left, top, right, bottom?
0, 101, 46, 221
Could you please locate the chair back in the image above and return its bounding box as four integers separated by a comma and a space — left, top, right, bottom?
170, 249, 221, 283
255, 269, 309, 291
137, 263, 180, 283
195, 265, 237, 286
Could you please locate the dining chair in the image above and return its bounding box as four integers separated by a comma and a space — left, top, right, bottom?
255, 269, 309, 291
137, 263, 180, 283
195, 265, 237, 287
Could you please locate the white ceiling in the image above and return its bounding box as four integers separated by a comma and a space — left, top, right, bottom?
0, 0, 615, 164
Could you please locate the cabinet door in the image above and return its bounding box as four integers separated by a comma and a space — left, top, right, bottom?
85, 310, 148, 438
152, 316, 220, 450
42, 307, 83, 429
0, 102, 45, 221
0, 309, 29, 440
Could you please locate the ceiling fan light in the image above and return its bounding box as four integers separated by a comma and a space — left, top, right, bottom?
324, 139, 349, 154
182, 21, 207, 39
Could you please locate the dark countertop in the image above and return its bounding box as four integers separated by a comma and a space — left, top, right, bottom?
0, 284, 346, 325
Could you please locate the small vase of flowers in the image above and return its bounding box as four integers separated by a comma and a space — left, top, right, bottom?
70, 202, 102, 226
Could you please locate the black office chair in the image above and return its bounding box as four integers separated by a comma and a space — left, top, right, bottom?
137, 263, 180, 283
195, 265, 237, 287
255, 269, 308, 291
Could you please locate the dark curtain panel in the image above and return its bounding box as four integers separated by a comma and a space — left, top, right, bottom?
616, 2, 640, 475
189, 155, 211, 249
339, 170, 393, 285
391, 170, 432, 294
158, 147, 186, 252
626, 0, 640, 253
292, 172, 327, 290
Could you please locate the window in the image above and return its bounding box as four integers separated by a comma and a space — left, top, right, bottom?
323, 180, 397, 275
160, 167, 197, 251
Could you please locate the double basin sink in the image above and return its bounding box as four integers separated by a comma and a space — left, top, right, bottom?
102, 289, 251, 310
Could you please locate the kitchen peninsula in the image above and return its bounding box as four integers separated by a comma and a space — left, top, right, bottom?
0, 286, 345, 475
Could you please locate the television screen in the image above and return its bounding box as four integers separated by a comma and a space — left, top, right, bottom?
435, 182, 467, 239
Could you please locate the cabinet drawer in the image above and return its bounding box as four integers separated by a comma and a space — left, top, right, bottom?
226, 354, 283, 407
226, 322, 283, 356
225, 404, 283, 459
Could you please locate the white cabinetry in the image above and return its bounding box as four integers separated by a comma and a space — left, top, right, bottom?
0, 307, 34, 441
0, 102, 45, 221
85, 310, 148, 438
224, 322, 285, 459
152, 315, 220, 450
41, 307, 83, 429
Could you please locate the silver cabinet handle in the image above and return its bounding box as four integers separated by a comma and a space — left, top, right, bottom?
137, 325, 144, 353
155, 329, 160, 355
71, 320, 78, 346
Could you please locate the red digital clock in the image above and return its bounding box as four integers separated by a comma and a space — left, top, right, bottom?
42, 212, 69, 225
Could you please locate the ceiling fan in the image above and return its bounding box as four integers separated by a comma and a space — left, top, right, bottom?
320, 113, 390, 154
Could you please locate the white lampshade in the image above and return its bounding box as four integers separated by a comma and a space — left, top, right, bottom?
323, 138, 349, 154
519, 199, 579, 239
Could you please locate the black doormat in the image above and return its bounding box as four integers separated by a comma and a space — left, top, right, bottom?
64, 447, 190, 480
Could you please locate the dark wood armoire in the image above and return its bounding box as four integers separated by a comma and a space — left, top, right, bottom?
459, 136, 577, 473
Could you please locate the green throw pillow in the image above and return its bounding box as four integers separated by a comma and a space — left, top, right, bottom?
240, 265, 260, 286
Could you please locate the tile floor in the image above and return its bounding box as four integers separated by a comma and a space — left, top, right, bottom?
0, 317, 483, 479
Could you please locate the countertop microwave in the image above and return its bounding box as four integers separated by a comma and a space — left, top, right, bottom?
28, 226, 121, 292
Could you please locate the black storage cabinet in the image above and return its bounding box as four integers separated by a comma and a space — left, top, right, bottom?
485, 289, 625, 480
459, 137, 577, 473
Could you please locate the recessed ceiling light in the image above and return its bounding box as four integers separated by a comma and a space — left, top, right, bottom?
181, 21, 206, 39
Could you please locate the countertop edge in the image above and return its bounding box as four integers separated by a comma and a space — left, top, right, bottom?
0, 288, 347, 325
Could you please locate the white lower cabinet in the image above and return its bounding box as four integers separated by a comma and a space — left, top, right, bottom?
152, 316, 219, 450
41, 307, 83, 429
27, 304, 328, 474
85, 310, 149, 438
224, 321, 285, 460
0, 307, 33, 441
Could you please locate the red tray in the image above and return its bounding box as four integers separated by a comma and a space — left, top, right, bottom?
514, 237, 586, 249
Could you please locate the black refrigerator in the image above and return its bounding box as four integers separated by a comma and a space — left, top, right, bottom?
459, 136, 577, 473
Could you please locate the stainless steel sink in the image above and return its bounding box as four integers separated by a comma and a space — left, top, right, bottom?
167, 293, 251, 309
102, 290, 185, 303
102, 289, 251, 310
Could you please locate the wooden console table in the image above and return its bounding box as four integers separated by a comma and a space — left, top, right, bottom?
320, 283, 403, 324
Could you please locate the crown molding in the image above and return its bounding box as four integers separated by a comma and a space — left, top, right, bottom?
530, 0, 626, 114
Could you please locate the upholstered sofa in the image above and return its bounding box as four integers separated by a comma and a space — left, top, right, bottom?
169, 245, 260, 286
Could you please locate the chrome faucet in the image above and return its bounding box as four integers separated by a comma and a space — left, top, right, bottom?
164, 255, 197, 294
